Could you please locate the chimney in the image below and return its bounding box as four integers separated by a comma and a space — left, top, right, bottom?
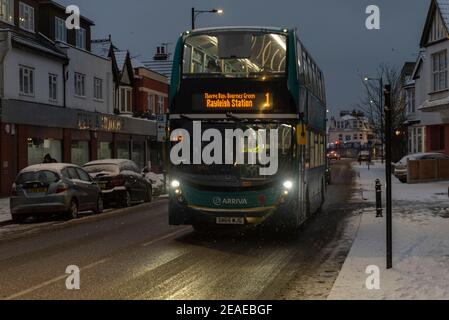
154, 45, 168, 61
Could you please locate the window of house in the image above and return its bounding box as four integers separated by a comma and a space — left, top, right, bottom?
432, 50, 448, 92
430, 10, 447, 43
49, 74, 57, 101
94, 77, 103, 100
157, 95, 164, 114
0, 0, 14, 24
55, 17, 67, 42
19, 65, 34, 96
148, 94, 155, 114
76, 28, 86, 50
74, 72, 86, 97
120, 87, 132, 113
19, 2, 34, 32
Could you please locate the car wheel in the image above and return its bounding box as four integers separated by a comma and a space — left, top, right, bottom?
122, 191, 132, 208
66, 199, 79, 220
94, 196, 104, 214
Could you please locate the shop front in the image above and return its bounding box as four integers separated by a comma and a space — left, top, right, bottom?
0, 99, 157, 196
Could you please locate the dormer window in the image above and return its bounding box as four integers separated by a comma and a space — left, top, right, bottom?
0, 0, 14, 25
19, 2, 35, 33
76, 28, 86, 50
55, 17, 67, 42
429, 9, 447, 43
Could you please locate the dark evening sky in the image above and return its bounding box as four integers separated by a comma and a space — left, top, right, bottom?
58, 0, 430, 115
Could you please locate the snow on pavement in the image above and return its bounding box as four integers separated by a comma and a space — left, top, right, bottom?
0, 198, 11, 223
329, 162, 449, 300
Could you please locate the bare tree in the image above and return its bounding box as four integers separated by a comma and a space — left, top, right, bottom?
357, 64, 407, 160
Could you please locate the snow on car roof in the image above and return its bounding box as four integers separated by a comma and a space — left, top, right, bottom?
20, 163, 77, 173
83, 159, 132, 166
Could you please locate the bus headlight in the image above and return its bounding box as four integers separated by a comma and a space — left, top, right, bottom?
283, 180, 293, 190
171, 180, 180, 189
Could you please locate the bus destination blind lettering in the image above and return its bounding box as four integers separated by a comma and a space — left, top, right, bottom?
203, 92, 273, 110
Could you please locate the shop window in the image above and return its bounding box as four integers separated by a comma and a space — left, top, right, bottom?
97, 142, 112, 160
27, 138, 62, 166
150, 143, 163, 167
71, 141, 89, 166
132, 141, 145, 169
117, 141, 130, 159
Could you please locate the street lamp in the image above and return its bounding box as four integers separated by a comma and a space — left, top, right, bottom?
191, 8, 224, 30
364, 76, 384, 163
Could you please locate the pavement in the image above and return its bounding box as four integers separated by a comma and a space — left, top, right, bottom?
329, 162, 449, 300
0, 160, 359, 300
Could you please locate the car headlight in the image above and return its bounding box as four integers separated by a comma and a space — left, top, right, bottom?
171, 180, 180, 189
283, 180, 293, 190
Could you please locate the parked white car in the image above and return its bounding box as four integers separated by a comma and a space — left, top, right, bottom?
394, 152, 449, 183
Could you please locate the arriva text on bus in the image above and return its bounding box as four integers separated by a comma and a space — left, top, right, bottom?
170, 121, 279, 176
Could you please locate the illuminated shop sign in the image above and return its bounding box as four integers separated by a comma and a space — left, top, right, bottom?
77, 113, 124, 132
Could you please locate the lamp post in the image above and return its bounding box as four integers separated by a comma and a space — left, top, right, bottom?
191, 8, 224, 30
384, 84, 393, 269
365, 76, 384, 163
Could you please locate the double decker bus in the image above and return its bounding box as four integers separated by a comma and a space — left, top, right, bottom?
168, 27, 327, 231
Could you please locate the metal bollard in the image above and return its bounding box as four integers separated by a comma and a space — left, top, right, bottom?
375, 179, 383, 218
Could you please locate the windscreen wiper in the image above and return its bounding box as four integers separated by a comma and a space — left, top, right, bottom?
179, 114, 194, 121
226, 113, 244, 122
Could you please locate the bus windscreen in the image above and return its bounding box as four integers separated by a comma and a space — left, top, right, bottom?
183, 32, 287, 78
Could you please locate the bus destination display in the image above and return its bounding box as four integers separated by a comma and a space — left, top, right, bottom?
194, 92, 274, 111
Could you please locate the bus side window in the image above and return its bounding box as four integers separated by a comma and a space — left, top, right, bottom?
302, 51, 308, 87
310, 131, 315, 168
183, 45, 192, 74
297, 41, 304, 82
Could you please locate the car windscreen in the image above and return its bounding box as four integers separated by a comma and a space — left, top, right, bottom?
83, 164, 120, 176
16, 170, 60, 185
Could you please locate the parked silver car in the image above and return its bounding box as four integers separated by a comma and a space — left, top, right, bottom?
10, 164, 103, 223
394, 152, 449, 183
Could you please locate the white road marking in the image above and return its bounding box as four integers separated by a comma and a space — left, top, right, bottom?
4, 259, 108, 300
142, 228, 192, 247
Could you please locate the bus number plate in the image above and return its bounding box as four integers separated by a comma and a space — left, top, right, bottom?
216, 217, 245, 225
